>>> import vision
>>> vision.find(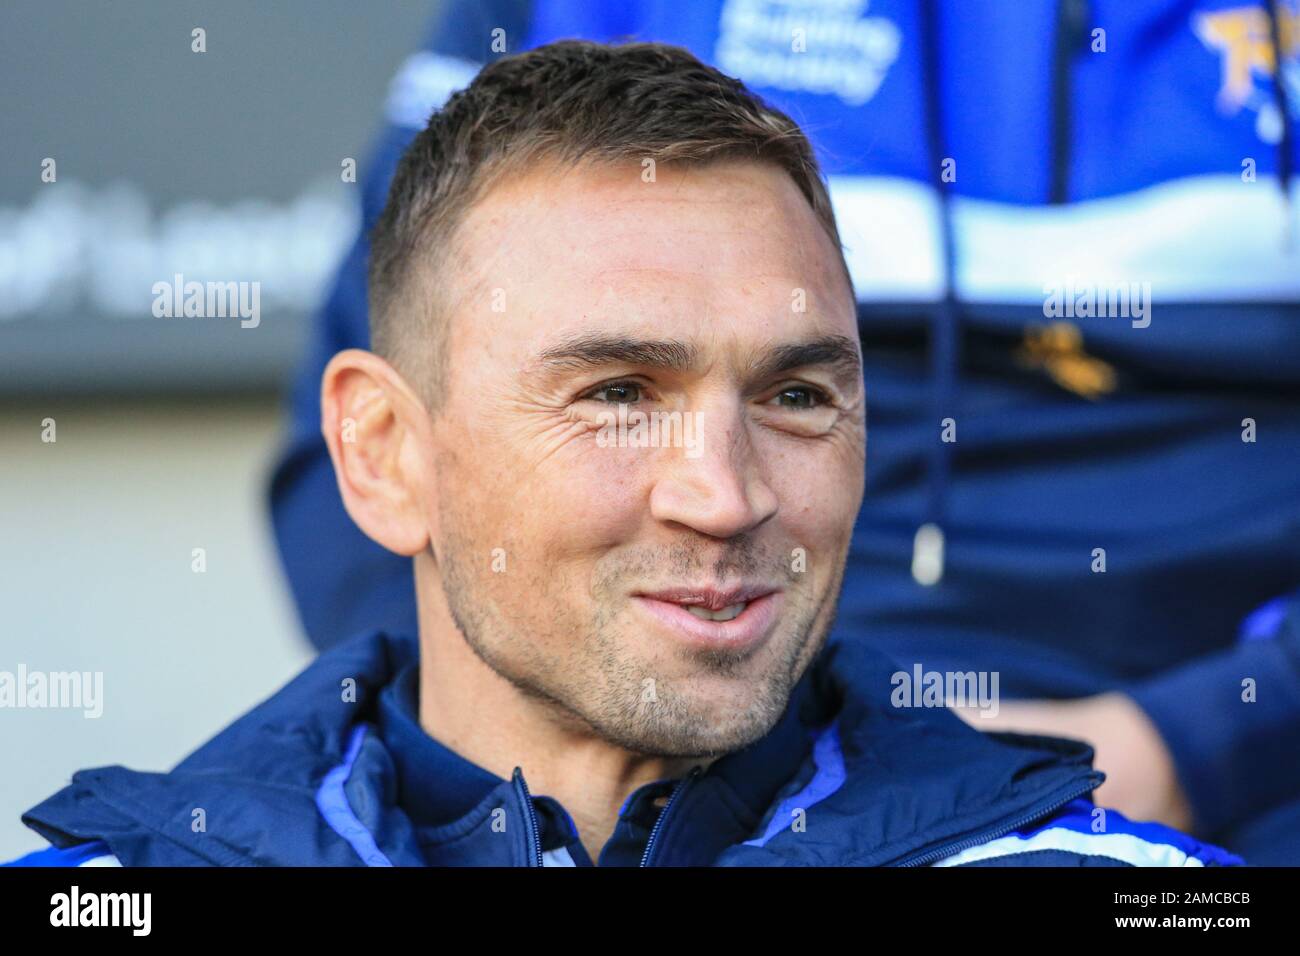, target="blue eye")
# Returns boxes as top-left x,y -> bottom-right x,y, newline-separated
586,382 -> 642,404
